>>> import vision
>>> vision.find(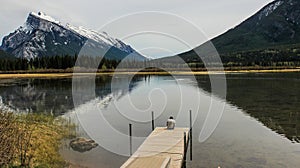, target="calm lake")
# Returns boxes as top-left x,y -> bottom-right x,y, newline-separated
0,72 -> 300,167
